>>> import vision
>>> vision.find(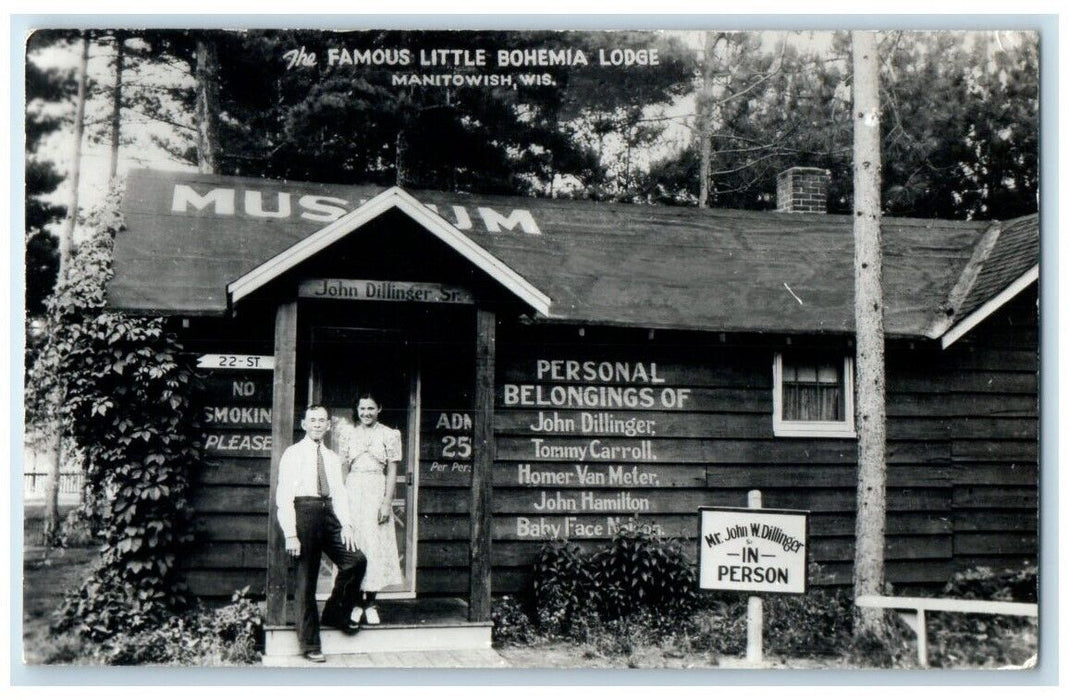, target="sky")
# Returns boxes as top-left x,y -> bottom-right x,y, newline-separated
29,34 -> 197,240
27,27 -> 1004,226
24,28 -> 845,236
29,29 -> 717,223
